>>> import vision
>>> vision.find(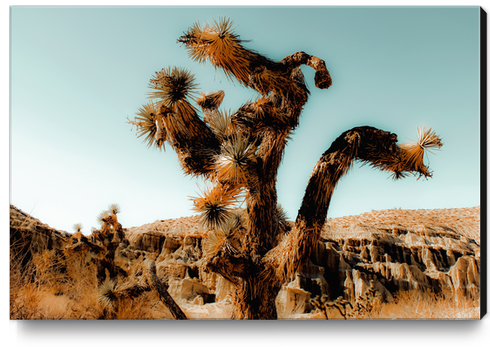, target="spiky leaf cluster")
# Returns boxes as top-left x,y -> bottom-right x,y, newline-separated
202,211 -> 242,257
130,102 -> 162,149
190,184 -> 243,230
97,210 -> 110,226
232,97 -> 292,137
400,126 -> 442,173
215,135 -> 256,184
202,229 -> 227,257
108,203 -> 121,215
196,90 -> 225,111
96,203 -> 121,226
178,17 -> 252,84
98,278 -> 119,308
274,204 -> 290,234
148,67 -> 198,108
207,109 -> 235,141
